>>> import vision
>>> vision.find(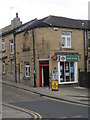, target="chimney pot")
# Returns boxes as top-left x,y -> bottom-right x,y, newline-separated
16,13 -> 18,18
